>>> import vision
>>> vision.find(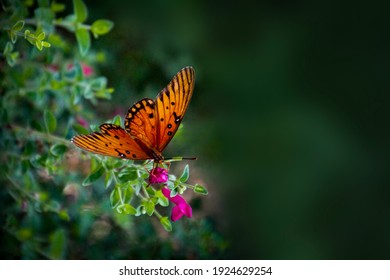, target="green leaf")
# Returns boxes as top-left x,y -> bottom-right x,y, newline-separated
49,229 -> 66,259
35,40 -> 43,51
160,216 -> 172,232
50,144 -> 68,156
4,42 -> 13,55
42,41 -> 51,48
90,77 -> 107,91
73,0 -> 88,22
10,32 -> 17,43
44,110 -> 57,133
105,172 -> 114,188
75,28 -> 90,56
110,187 -> 121,208
72,123 -> 89,135
12,20 -> 25,32
112,114 -> 122,126
144,200 -> 155,216
194,184 -> 208,195
117,167 -> 138,183
118,204 -> 136,215
179,164 -> 189,182
82,165 -> 105,186
51,1 -> 65,12
156,190 -> 169,207
37,32 -> 46,40
91,19 -> 114,38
